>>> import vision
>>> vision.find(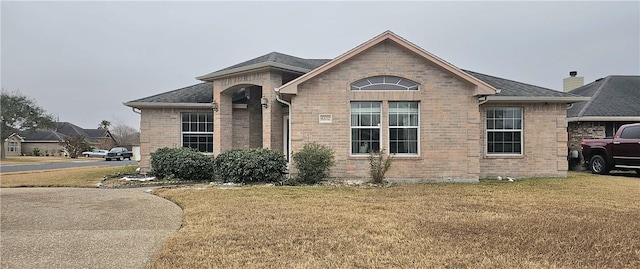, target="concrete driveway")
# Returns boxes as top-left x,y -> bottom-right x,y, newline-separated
1,188 -> 182,269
